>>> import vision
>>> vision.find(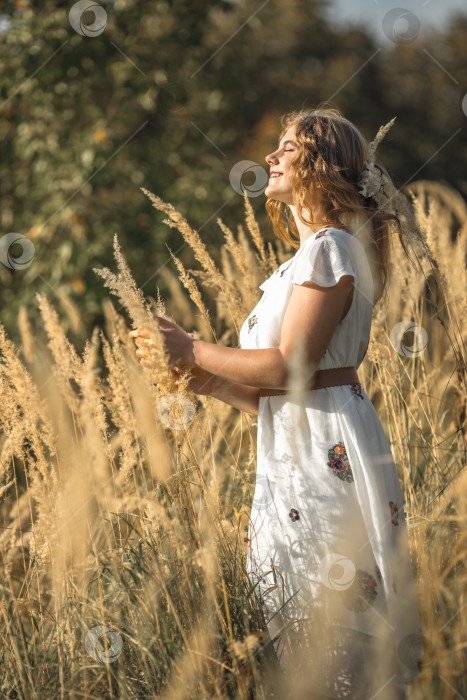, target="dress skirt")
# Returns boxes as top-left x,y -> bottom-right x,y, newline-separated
246,382 -> 423,699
